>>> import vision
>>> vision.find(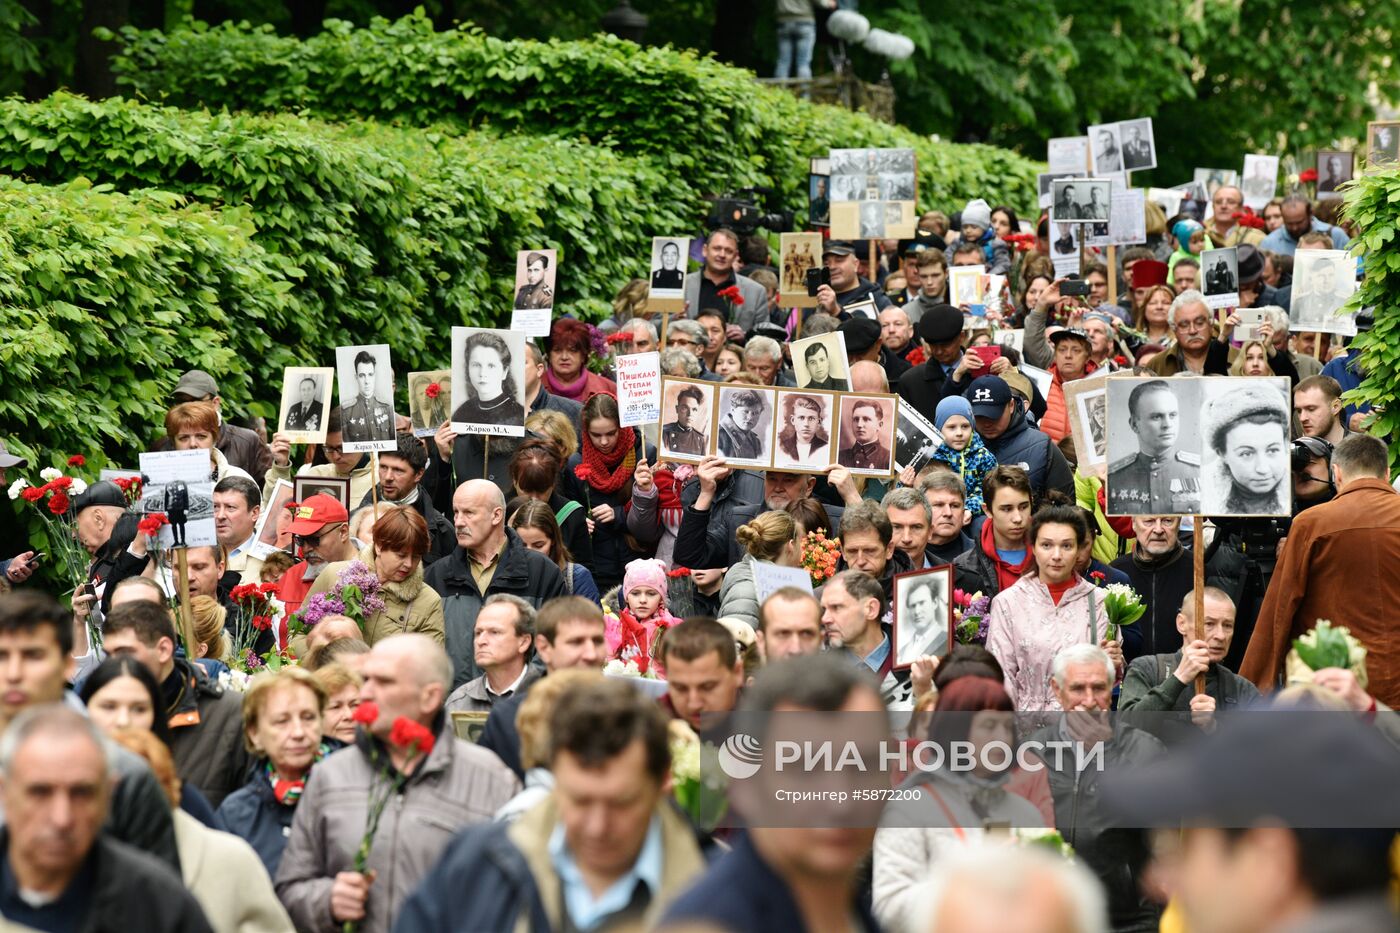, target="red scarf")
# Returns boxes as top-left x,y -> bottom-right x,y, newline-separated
581,426 -> 637,495
615,607 -> 679,675
652,468 -> 684,534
